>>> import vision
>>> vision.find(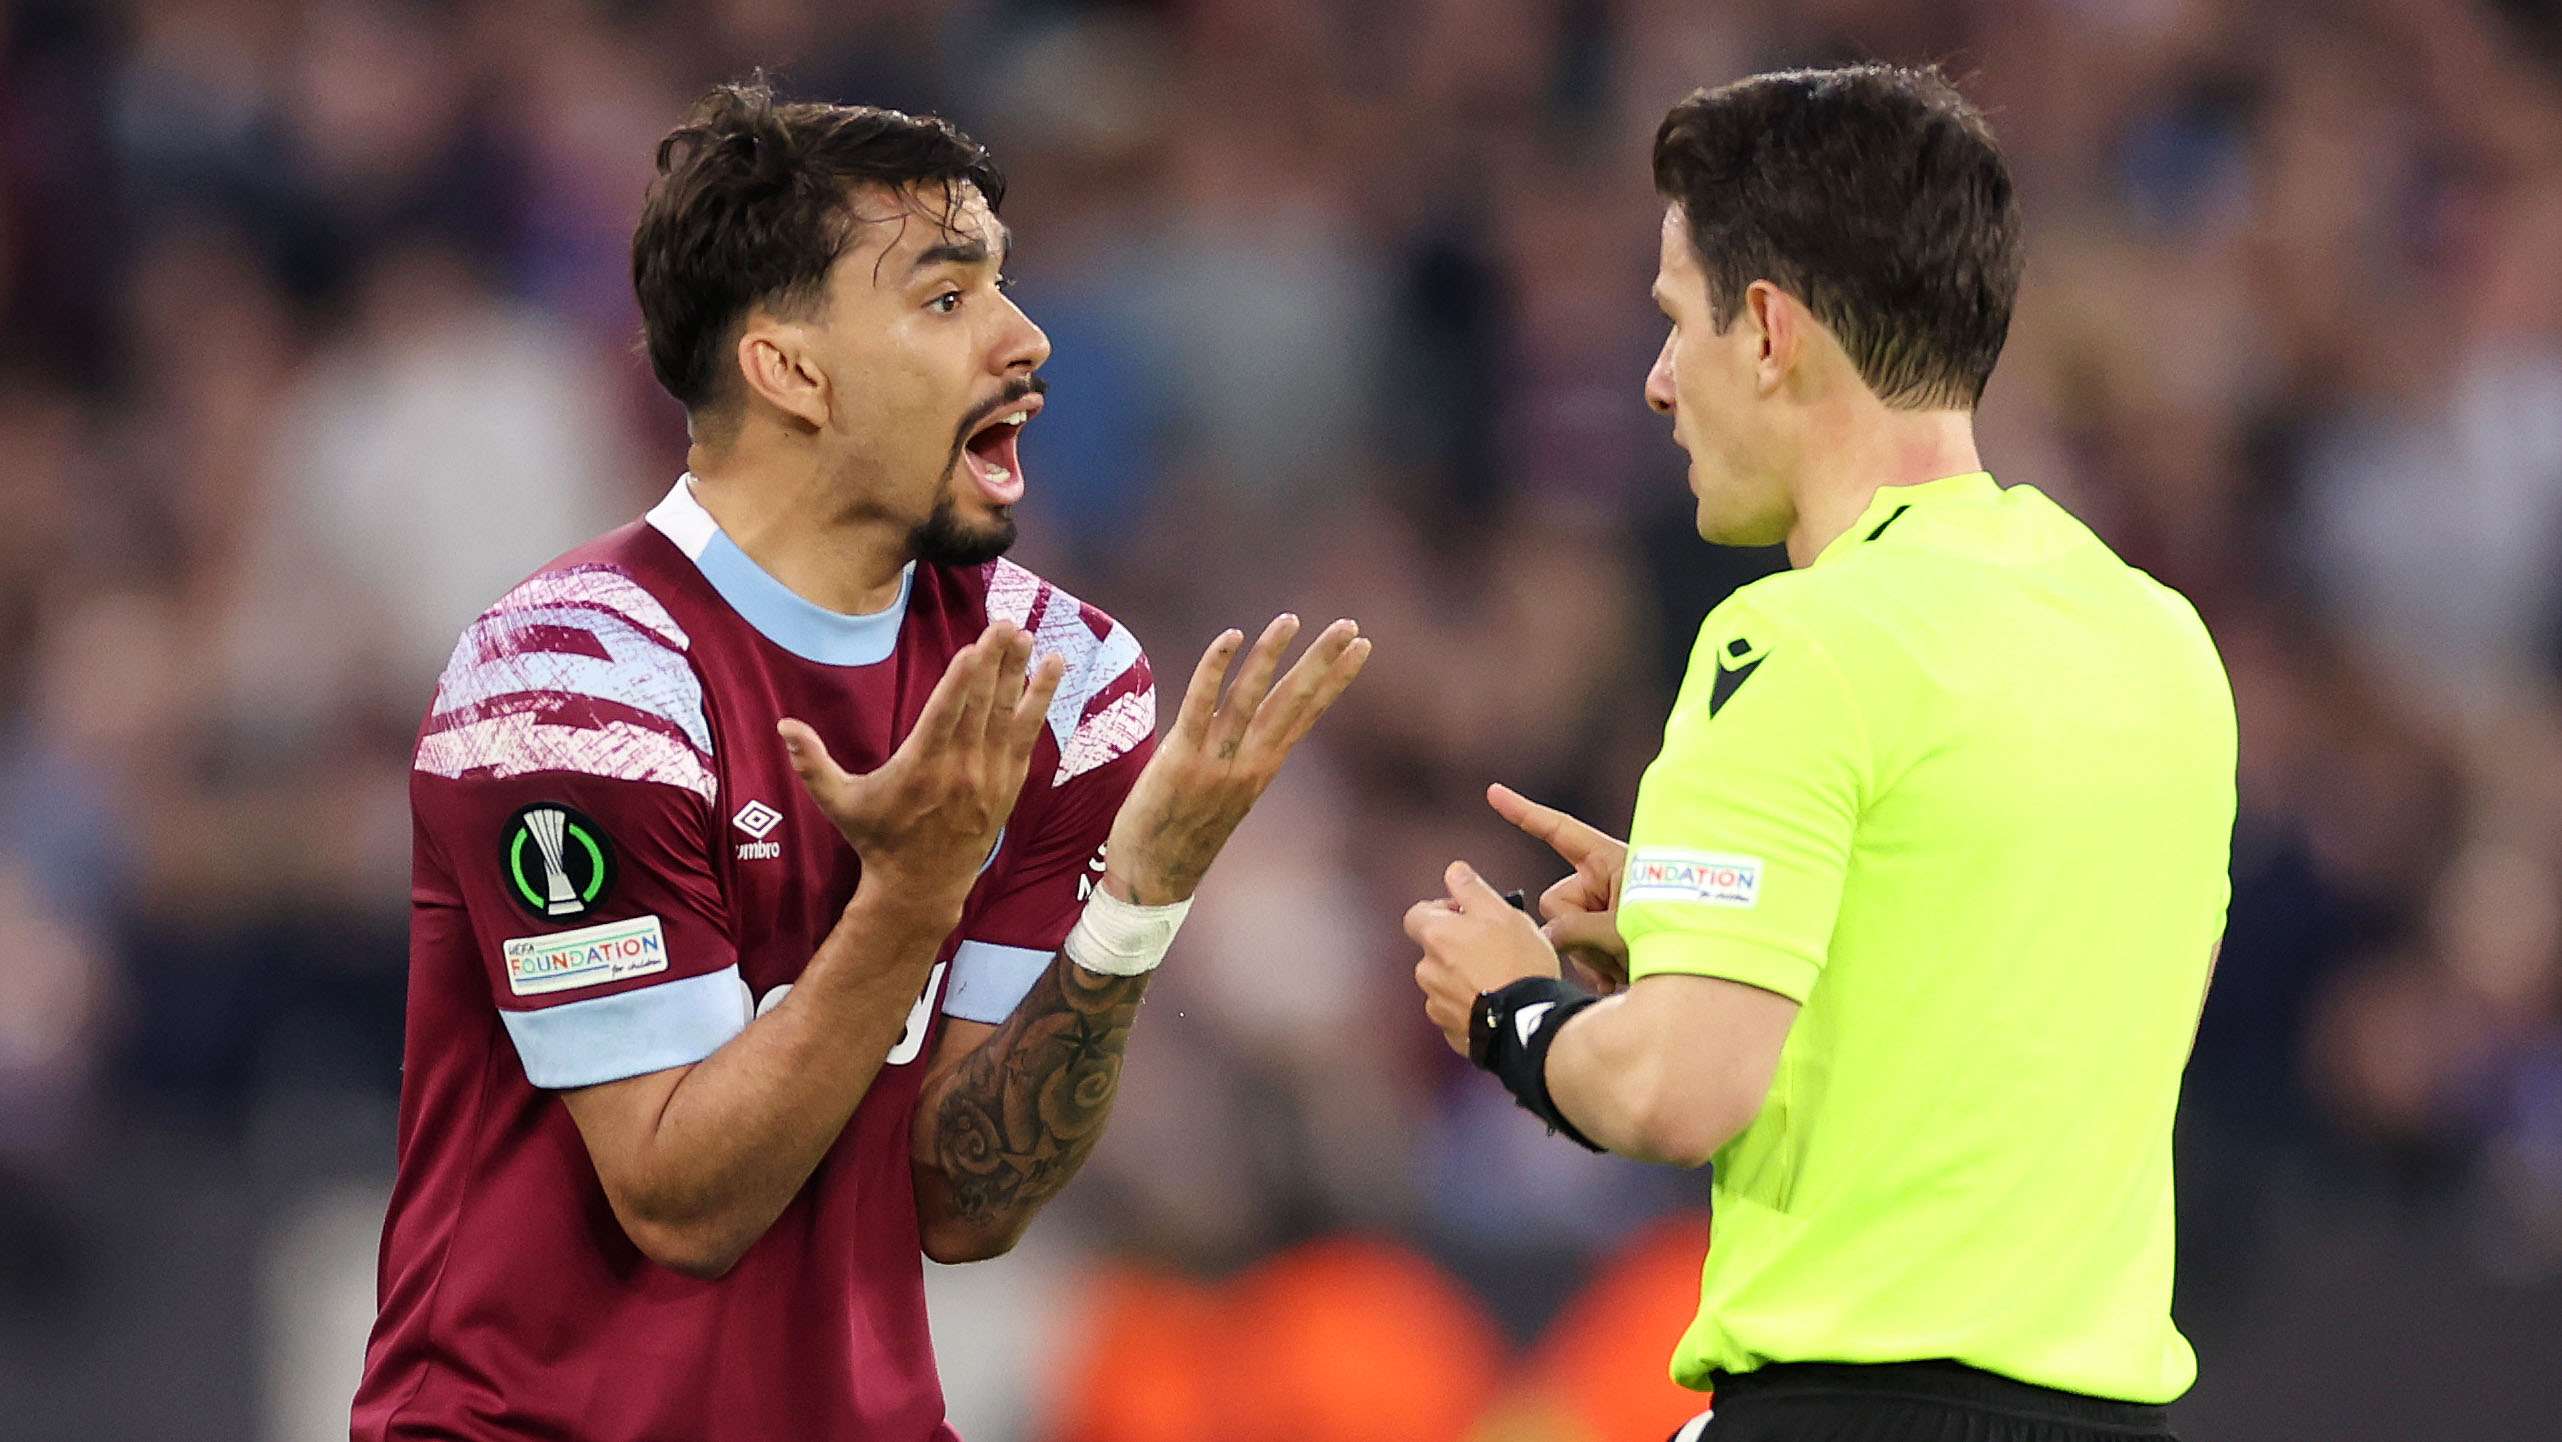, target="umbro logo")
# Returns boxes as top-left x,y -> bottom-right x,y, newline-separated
733,800 -> 783,861
733,801 -> 782,838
